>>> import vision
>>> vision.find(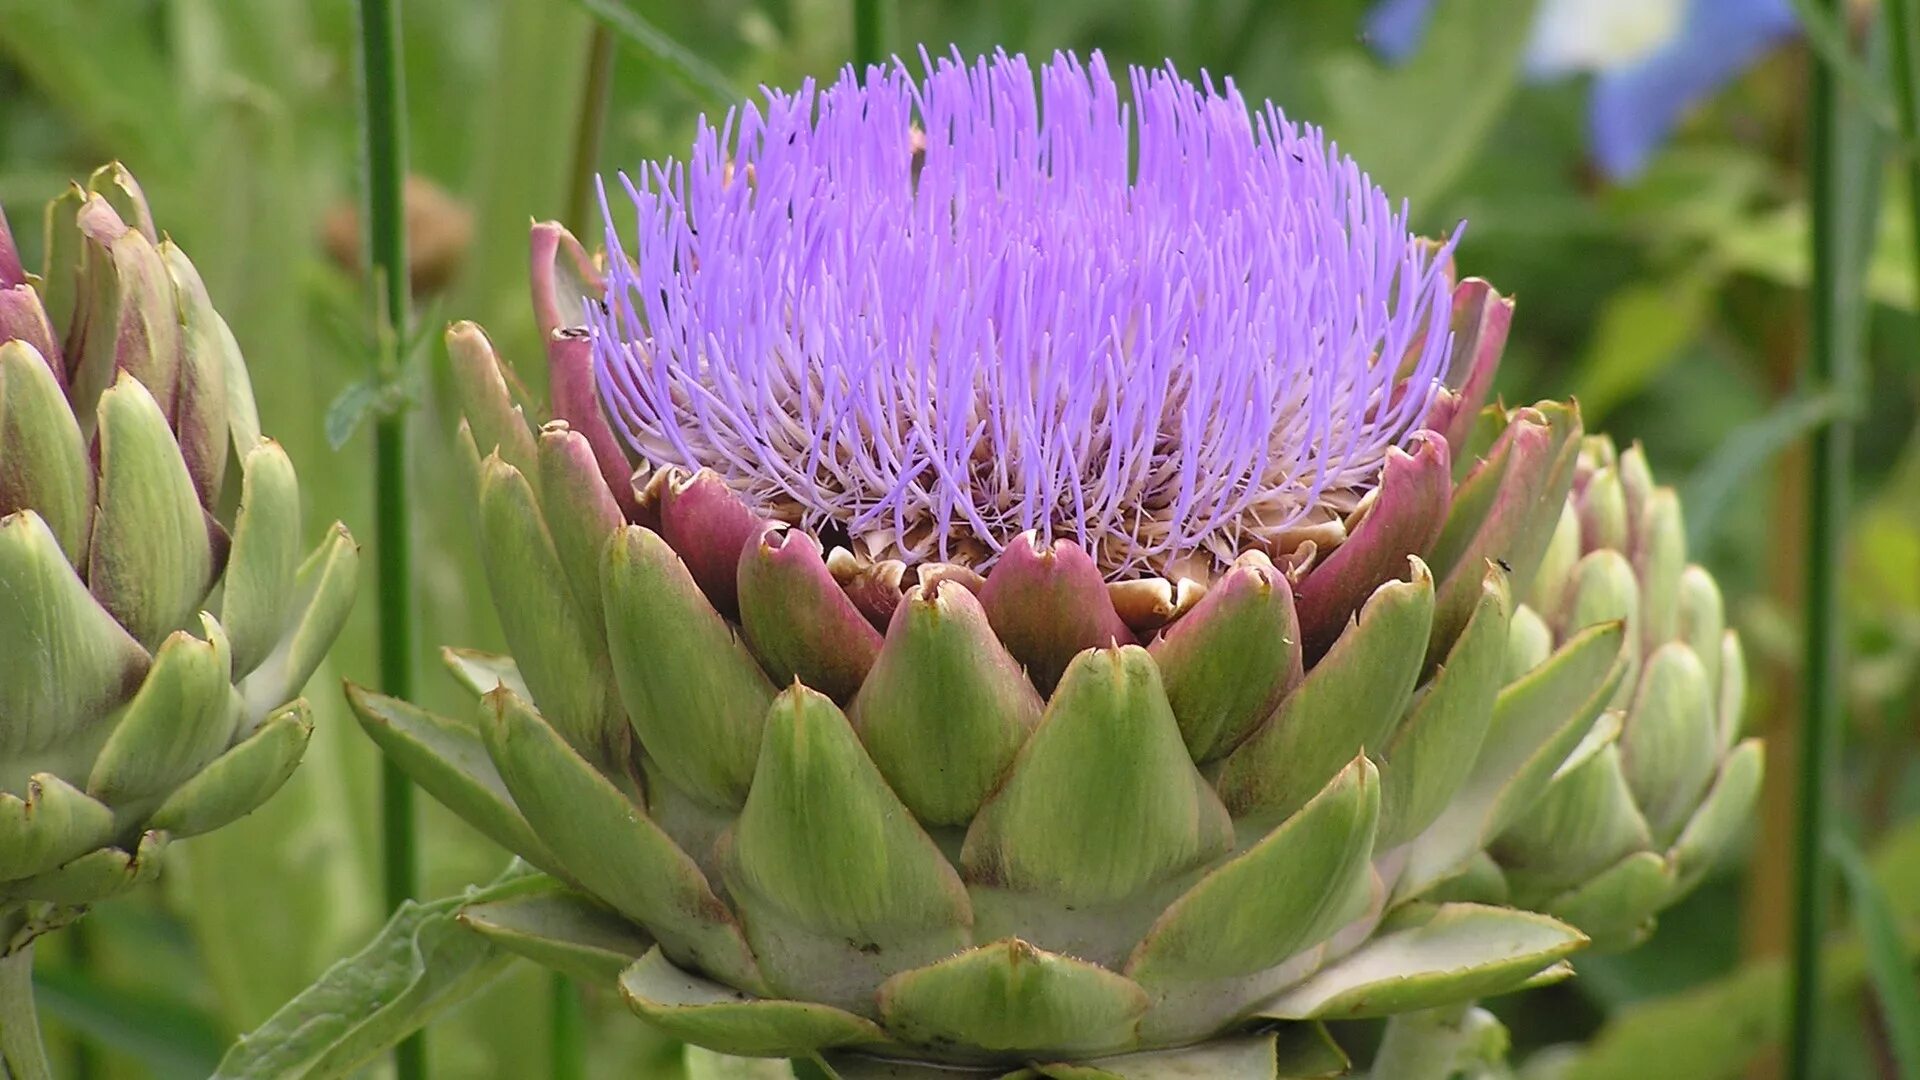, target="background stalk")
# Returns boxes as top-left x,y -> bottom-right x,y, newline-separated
0,945 -> 53,1080
63,923 -> 94,1080
1890,0 -> 1920,315
354,0 -> 423,1077
1788,0 -> 1858,1074
852,0 -> 890,68
549,976 -> 584,1080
